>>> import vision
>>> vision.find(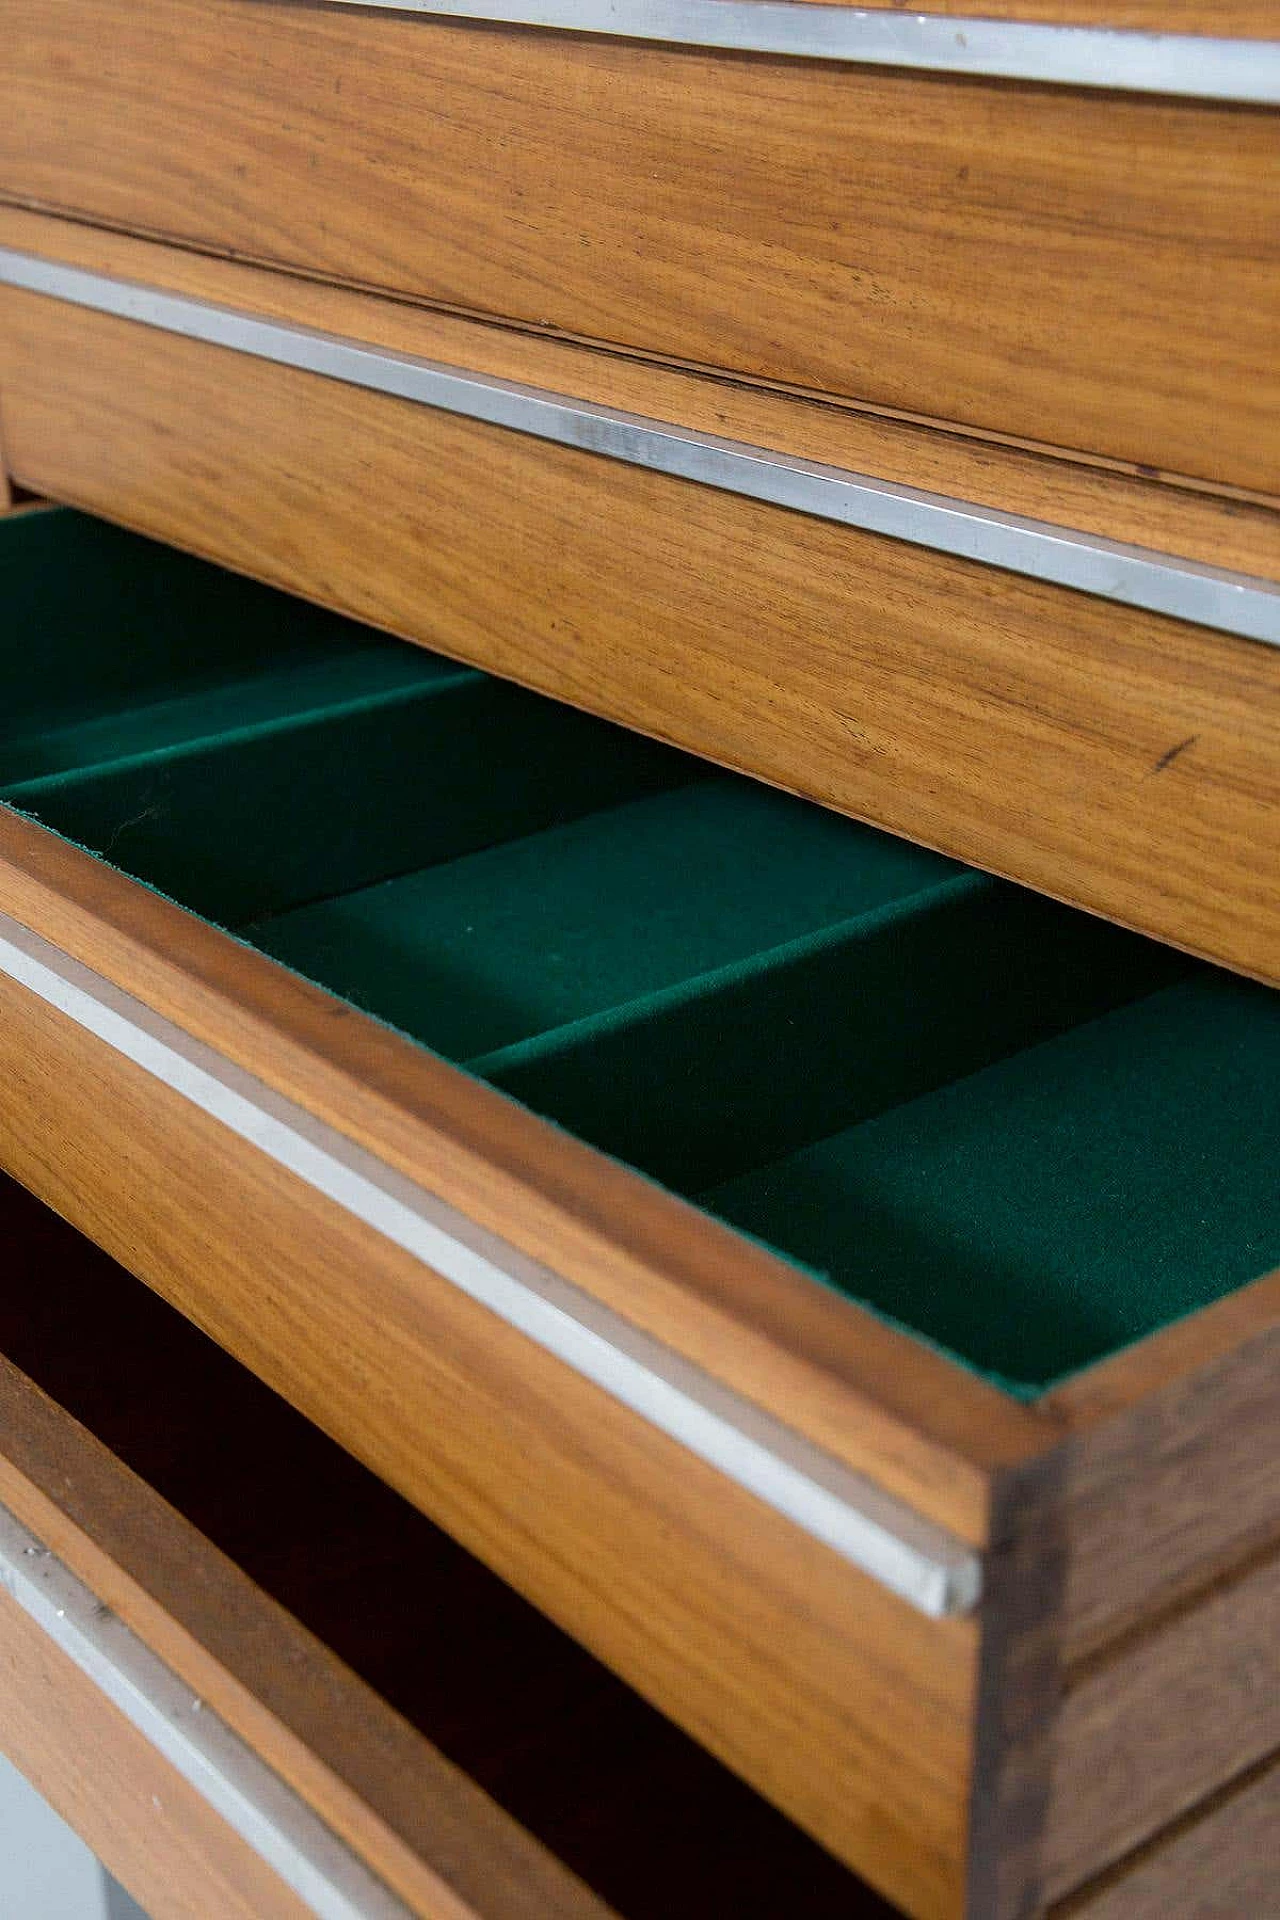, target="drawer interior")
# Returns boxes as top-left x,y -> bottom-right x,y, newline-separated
0,1168 -> 897,1920
5,507 -> 1279,1394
